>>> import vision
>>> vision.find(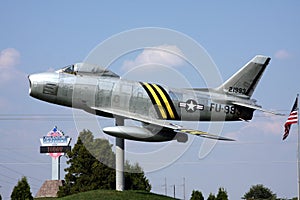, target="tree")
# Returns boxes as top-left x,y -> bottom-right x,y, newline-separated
58,130 -> 151,197
58,133 -> 115,197
216,187 -> 228,200
190,190 -> 204,200
207,193 -> 216,200
124,161 -> 151,191
243,184 -> 276,200
79,129 -> 115,168
11,176 -> 33,200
